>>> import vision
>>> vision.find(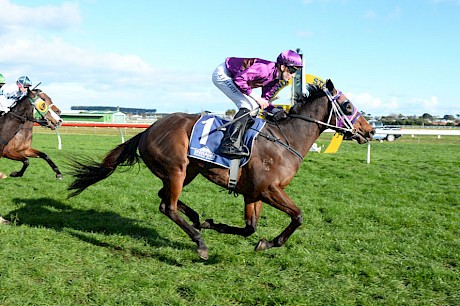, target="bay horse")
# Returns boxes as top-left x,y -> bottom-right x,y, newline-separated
0,89 -> 62,179
68,79 -> 374,260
